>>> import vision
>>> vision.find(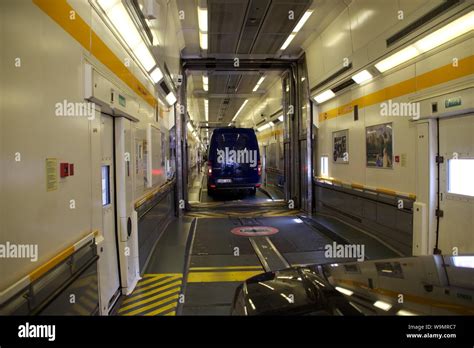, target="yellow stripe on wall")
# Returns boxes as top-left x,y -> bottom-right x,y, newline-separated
319,55 -> 474,122
33,0 -> 157,108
